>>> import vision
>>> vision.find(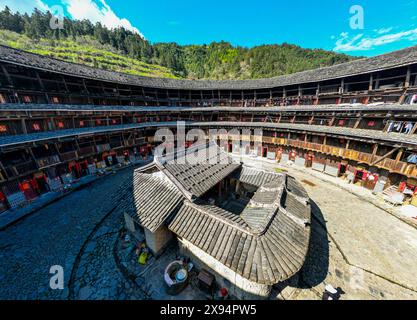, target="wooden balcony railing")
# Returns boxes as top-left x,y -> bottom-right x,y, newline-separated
60,151 -> 78,162
78,146 -> 95,157
36,155 -> 61,168
5,161 -> 37,177
282,139 -> 417,177
96,144 -> 110,153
